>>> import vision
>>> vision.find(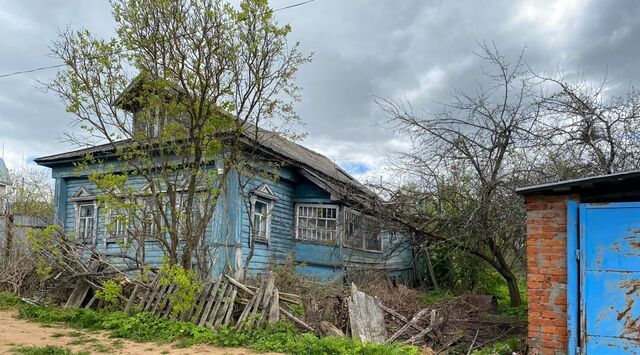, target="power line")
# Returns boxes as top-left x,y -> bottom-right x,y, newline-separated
0,0 -> 314,79
0,64 -> 66,79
